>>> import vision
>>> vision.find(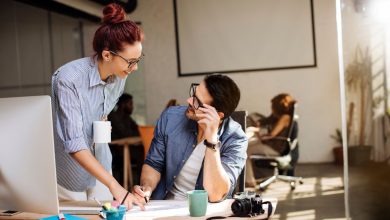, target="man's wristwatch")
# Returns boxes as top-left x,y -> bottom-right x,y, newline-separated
204,139 -> 220,152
